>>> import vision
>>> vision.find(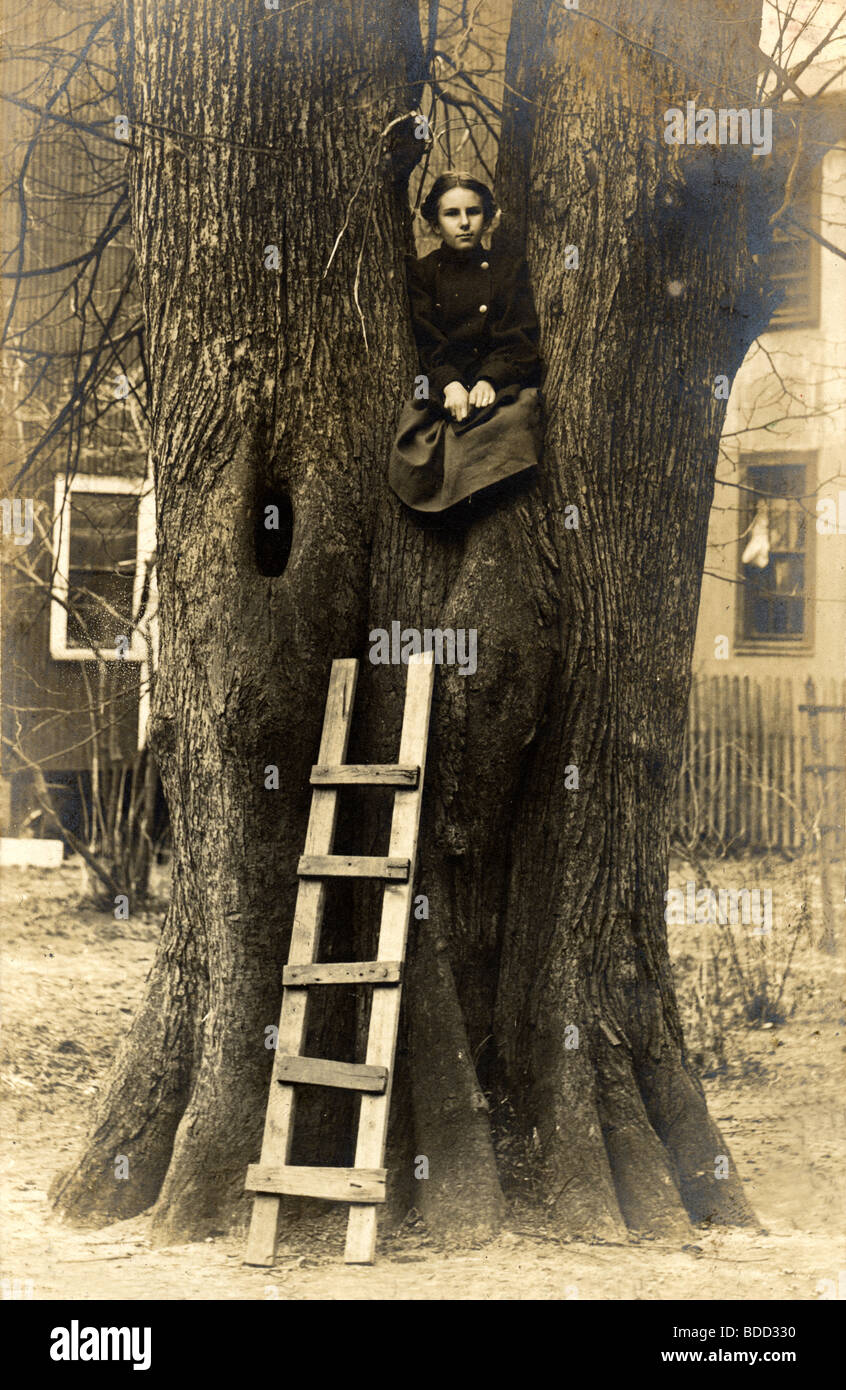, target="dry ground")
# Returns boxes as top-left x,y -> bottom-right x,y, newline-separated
1,854 -> 844,1300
